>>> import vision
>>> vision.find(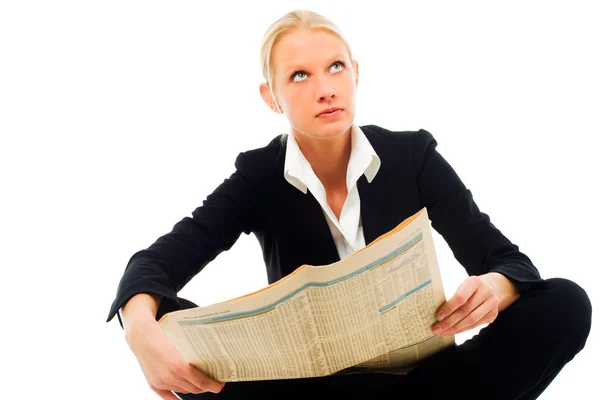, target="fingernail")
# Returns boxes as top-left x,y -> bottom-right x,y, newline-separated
432,327 -> 442,335
436,313 -> 445,321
